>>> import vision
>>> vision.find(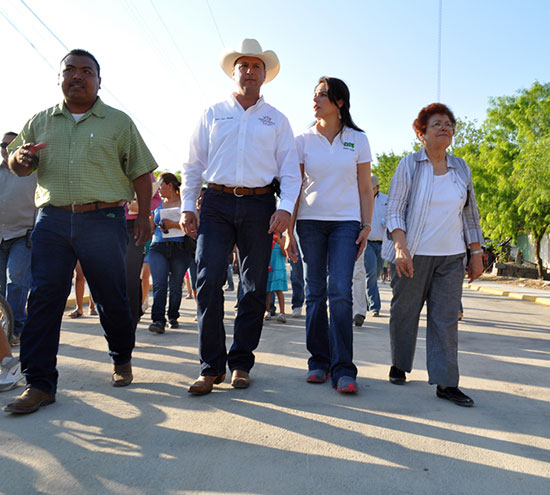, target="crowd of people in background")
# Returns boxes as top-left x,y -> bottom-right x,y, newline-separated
0,38 -> 484,413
